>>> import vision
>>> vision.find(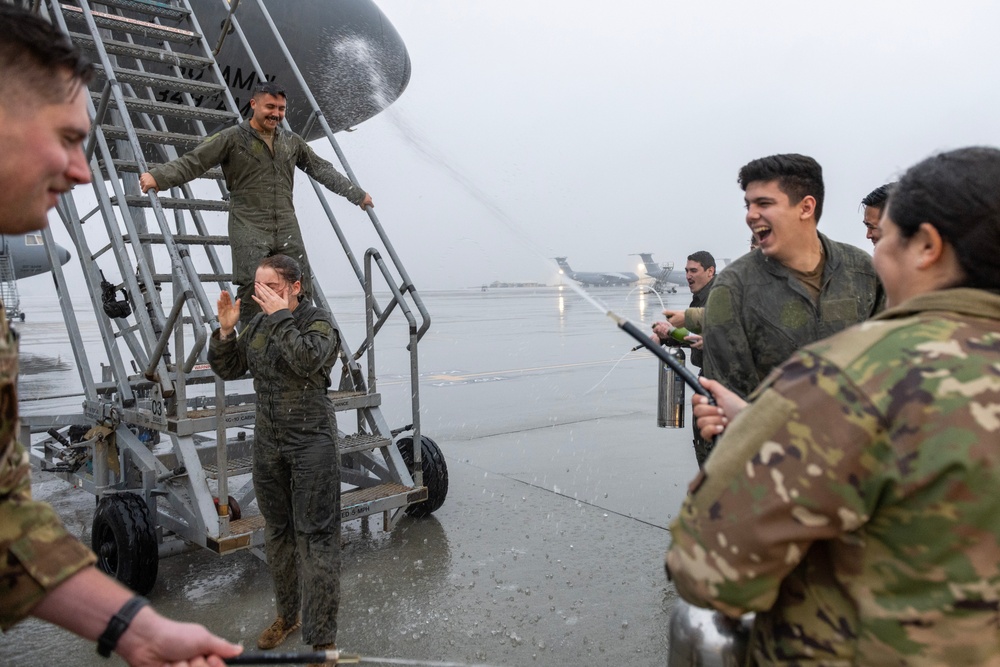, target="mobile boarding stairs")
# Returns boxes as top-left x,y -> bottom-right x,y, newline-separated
21,0 -> 447,594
